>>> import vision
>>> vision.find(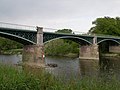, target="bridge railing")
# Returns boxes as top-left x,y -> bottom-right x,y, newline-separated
0,22 -> 36,31
43,27 -> 87,35
73,31 -> 88,35
90,33 -> 120,39
0,22 -> 89,35
43,27 -> 58,33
